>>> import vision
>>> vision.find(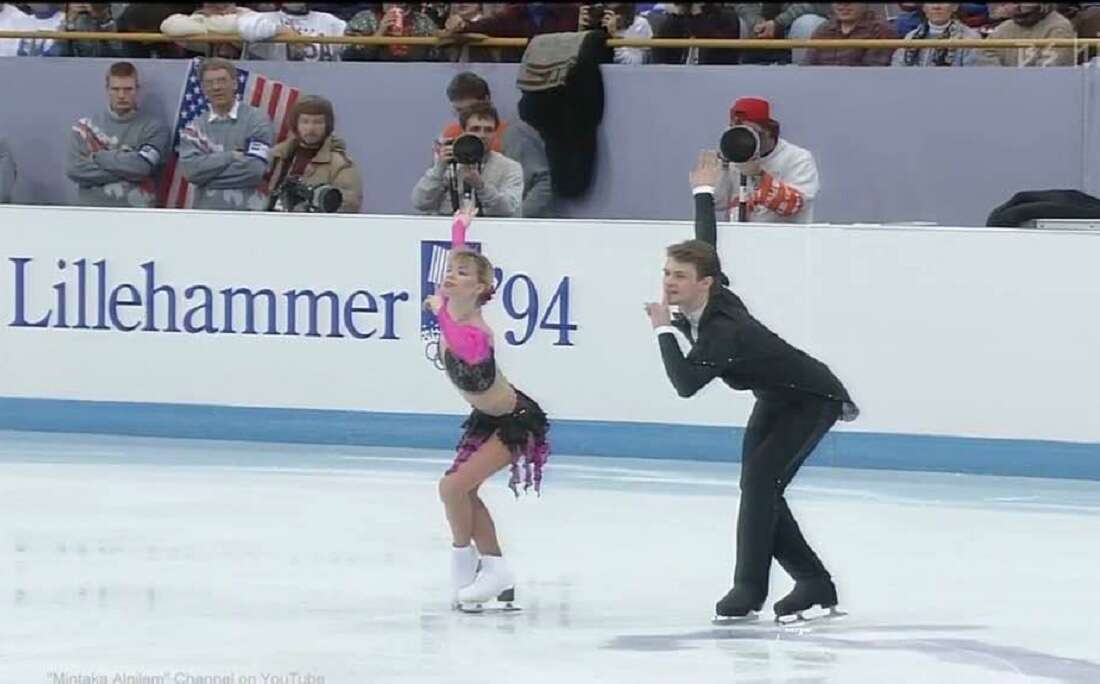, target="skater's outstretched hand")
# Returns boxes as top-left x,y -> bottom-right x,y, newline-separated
423,293 -> 443,315
455,199 -> 478,223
